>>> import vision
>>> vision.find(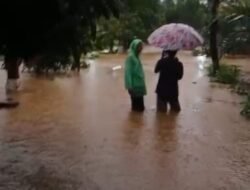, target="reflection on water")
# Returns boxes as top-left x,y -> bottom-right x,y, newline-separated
123,112 -> 145,148
154,112 -> 178,153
